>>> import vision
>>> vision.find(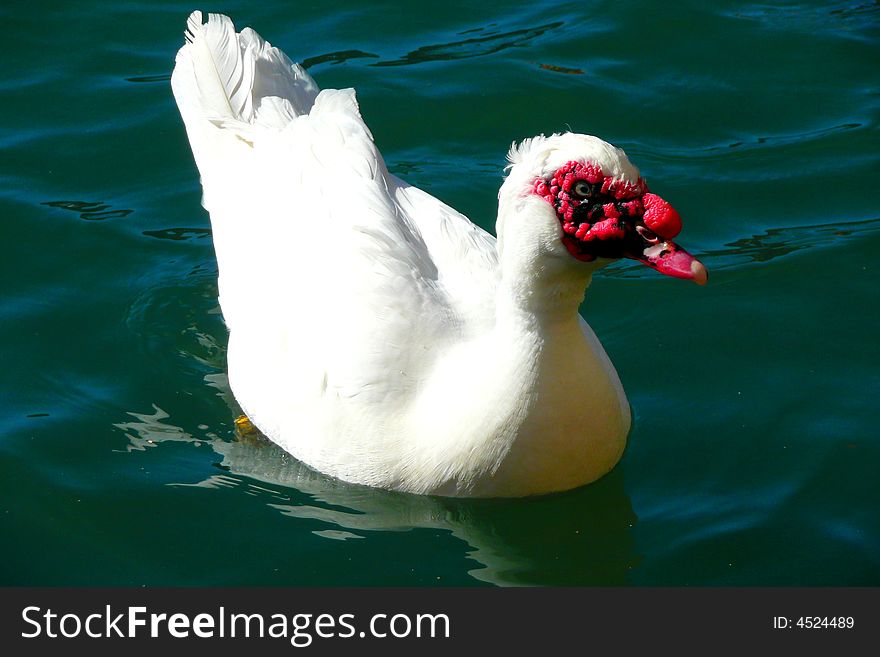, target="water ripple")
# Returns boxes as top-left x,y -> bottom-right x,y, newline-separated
372,21 -> 564,67
538,63 -> 585,75
142,227 -> 212,241
702,122 -> 864,155
642,122 -> 865,165
124,73 -> 172,83
727,1 -> 879,41
42,200 -> 134,221
301,50 -> 379,69
703,216 -> 880,267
